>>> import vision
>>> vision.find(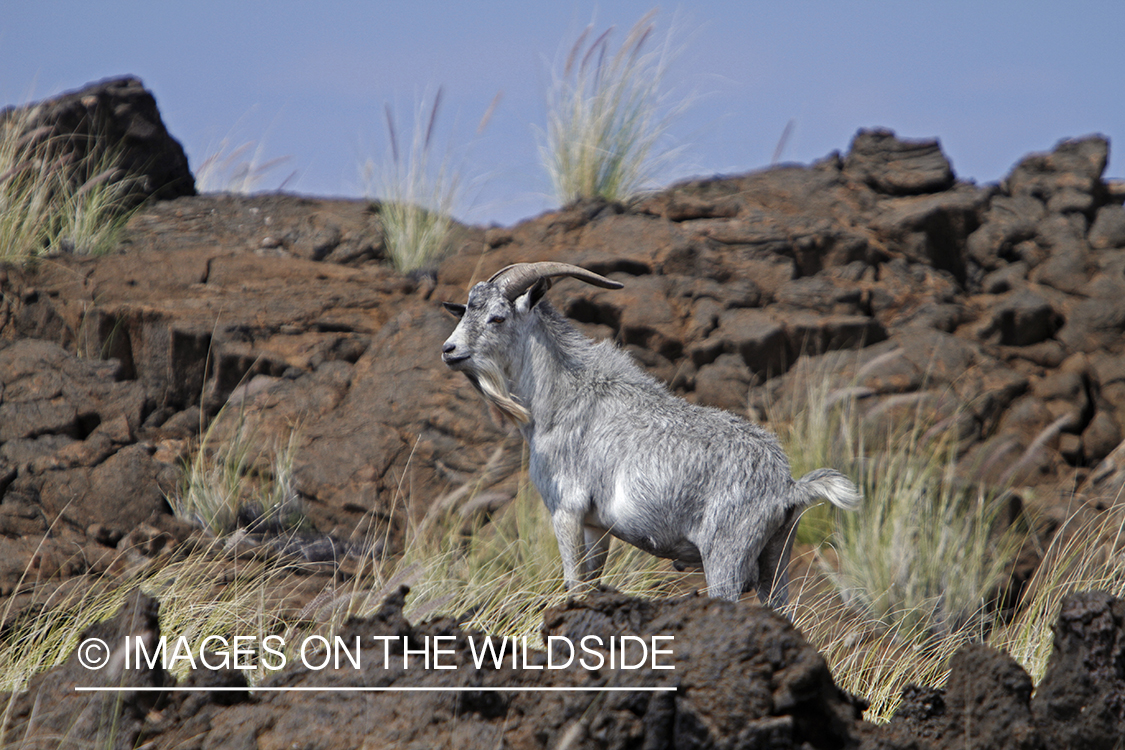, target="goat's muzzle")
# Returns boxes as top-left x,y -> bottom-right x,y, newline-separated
442,341 -> 470,368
